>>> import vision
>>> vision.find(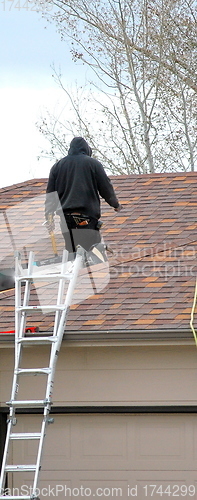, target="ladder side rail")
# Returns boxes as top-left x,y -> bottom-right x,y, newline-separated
53,249 -> 69,338
0,253 -> 36,493
12,252 -> 35,402
15,252 -> 35,365
32,408 -> 51,494
45,249 -> 84,404
0,417 -> 14,493
17,252 -> 35,341
0,254 -> 27,492
15,253 -> 22,354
